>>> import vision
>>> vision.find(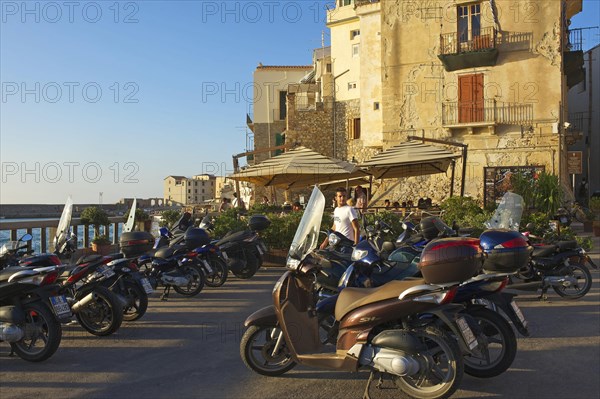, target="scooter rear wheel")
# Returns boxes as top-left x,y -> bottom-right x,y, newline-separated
463,307 -> 517,378
393,326 -> 463,399
552,263 -> 592,299
10,301 -> 62,362
240,325 -> 296,376
173,264 -> 205,296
